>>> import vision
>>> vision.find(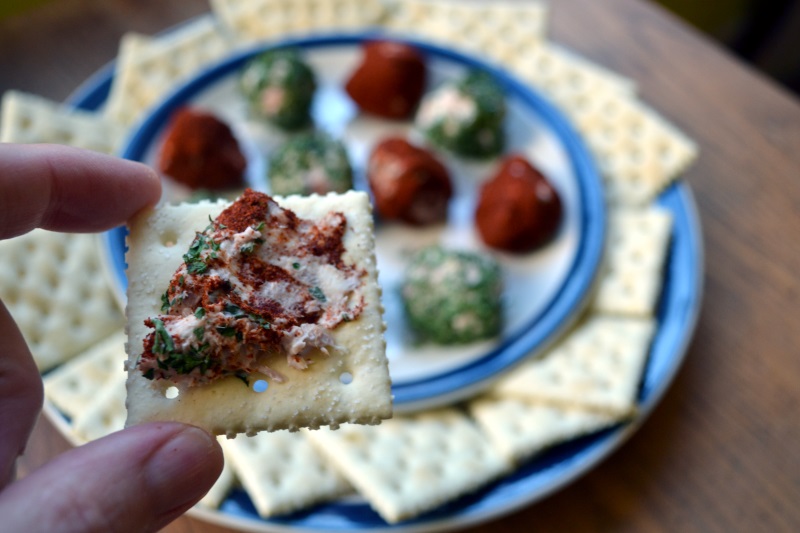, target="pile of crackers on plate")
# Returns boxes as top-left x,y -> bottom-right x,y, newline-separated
0,0 -> 697,525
